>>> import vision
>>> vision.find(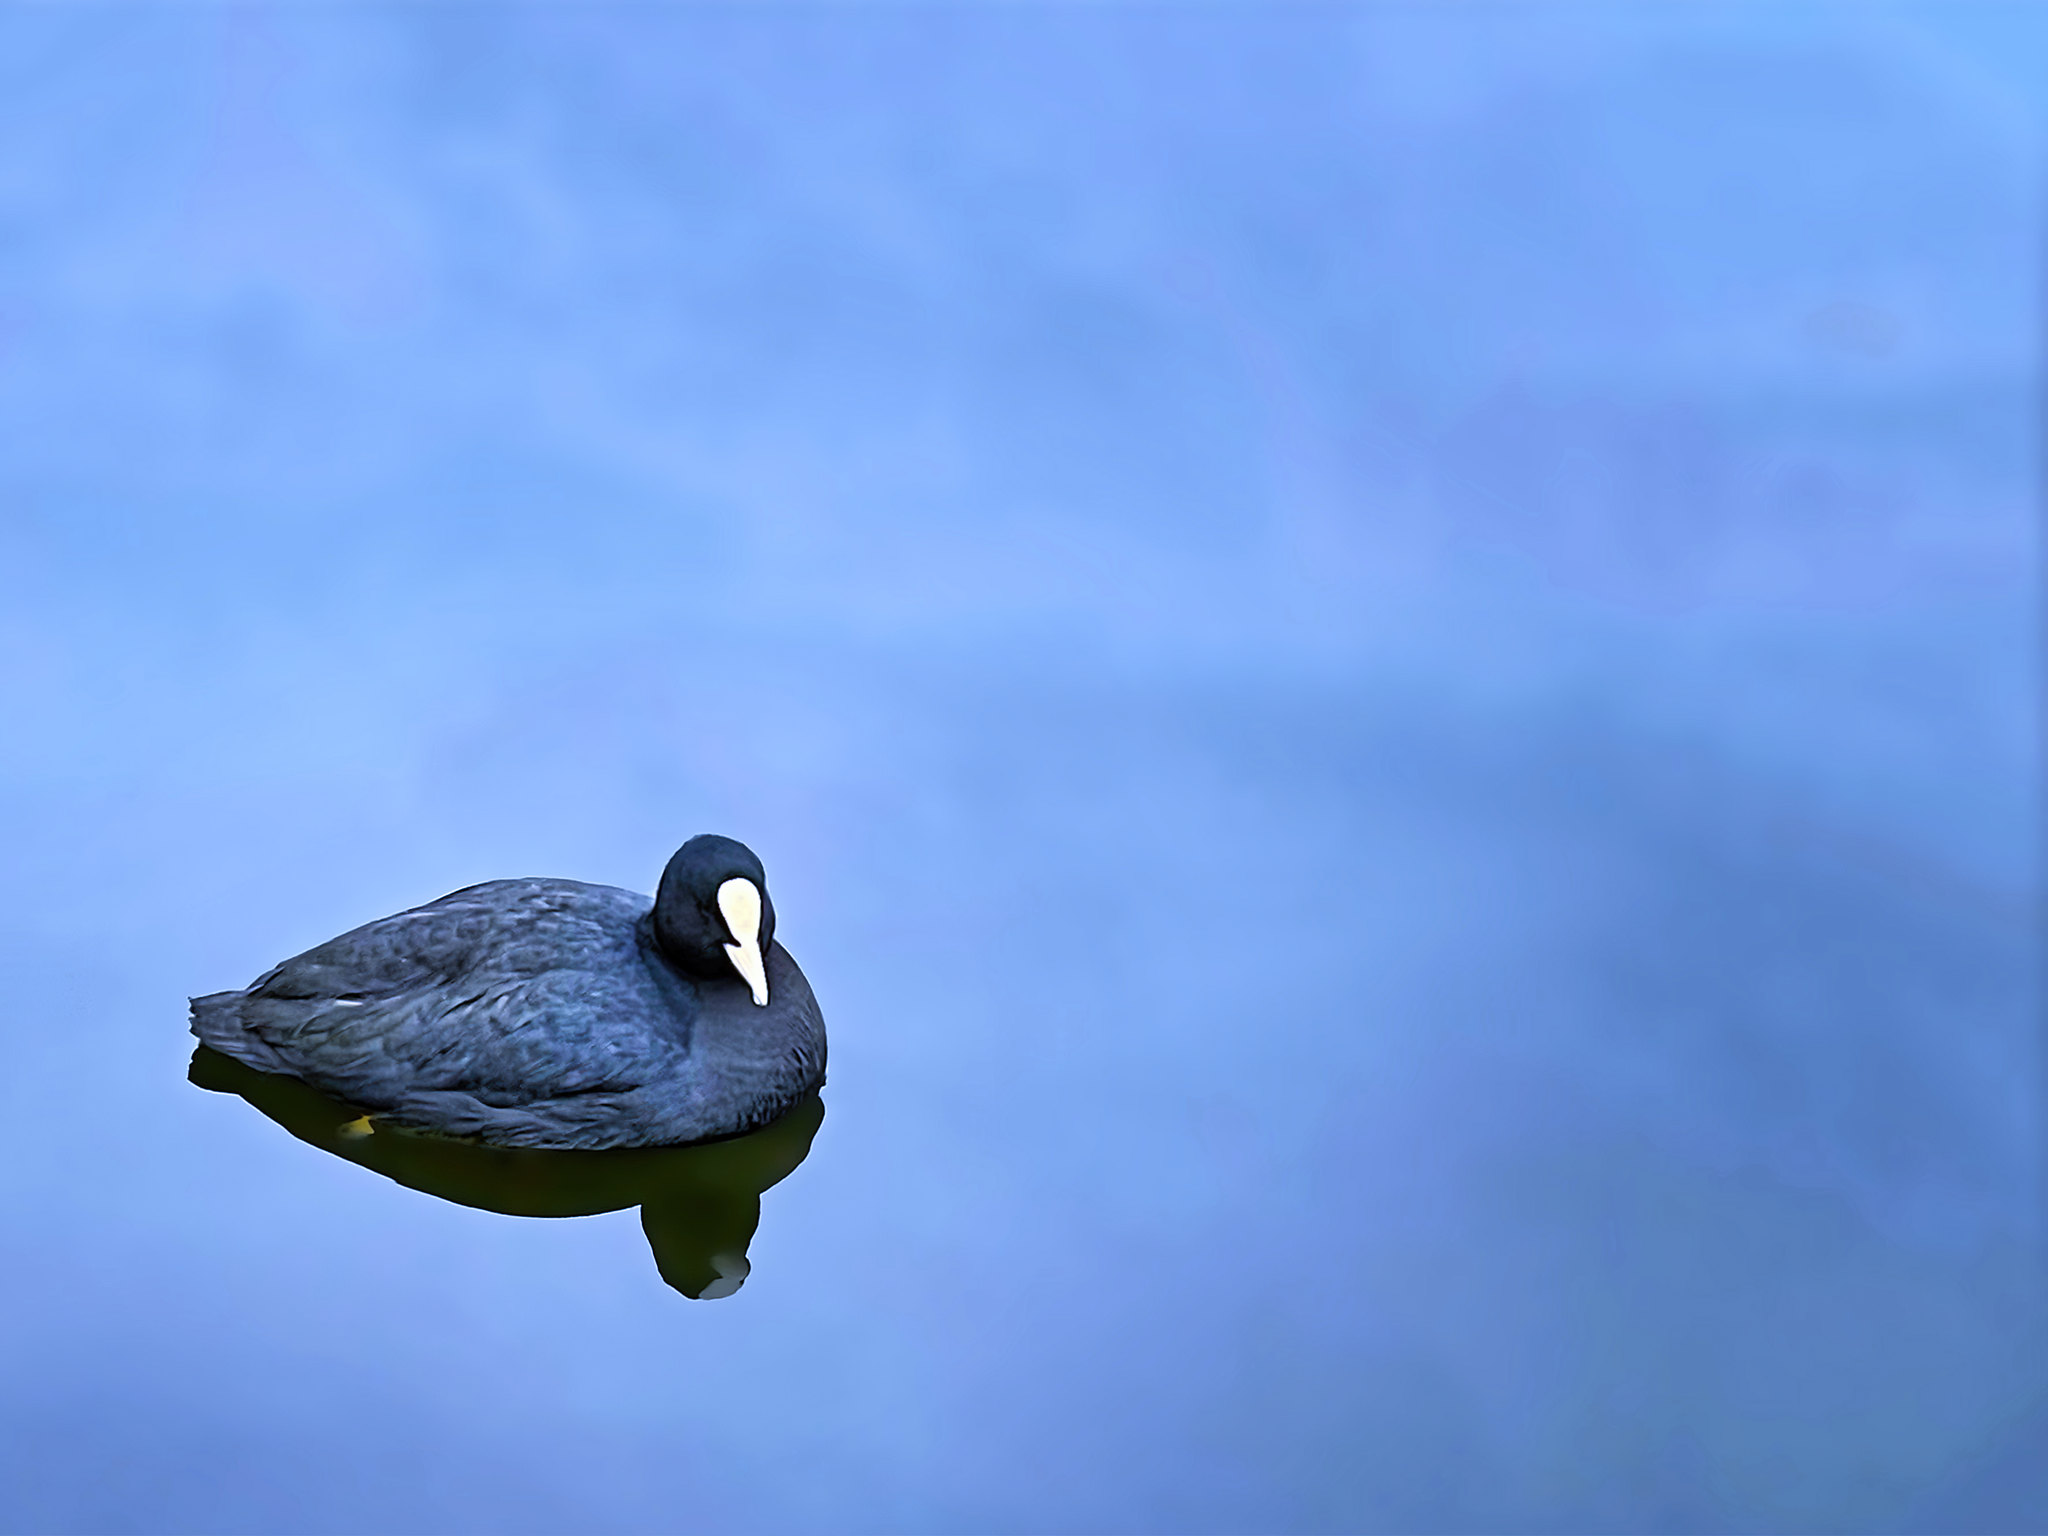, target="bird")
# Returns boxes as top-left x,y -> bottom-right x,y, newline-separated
189,835 -> 826,1151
